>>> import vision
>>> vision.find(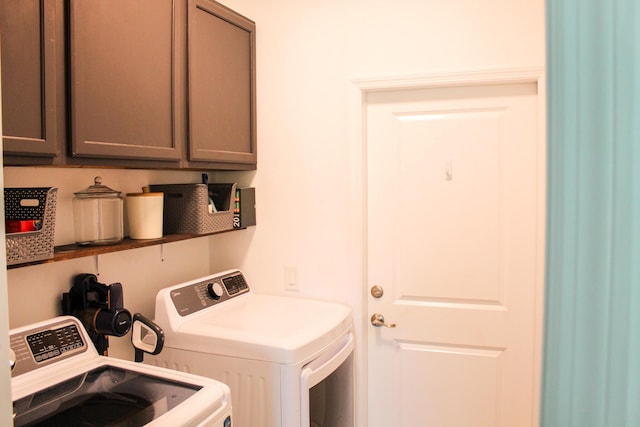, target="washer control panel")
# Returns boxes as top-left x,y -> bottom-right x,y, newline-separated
10,318 -> 87,377
169,270 -> 250,317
